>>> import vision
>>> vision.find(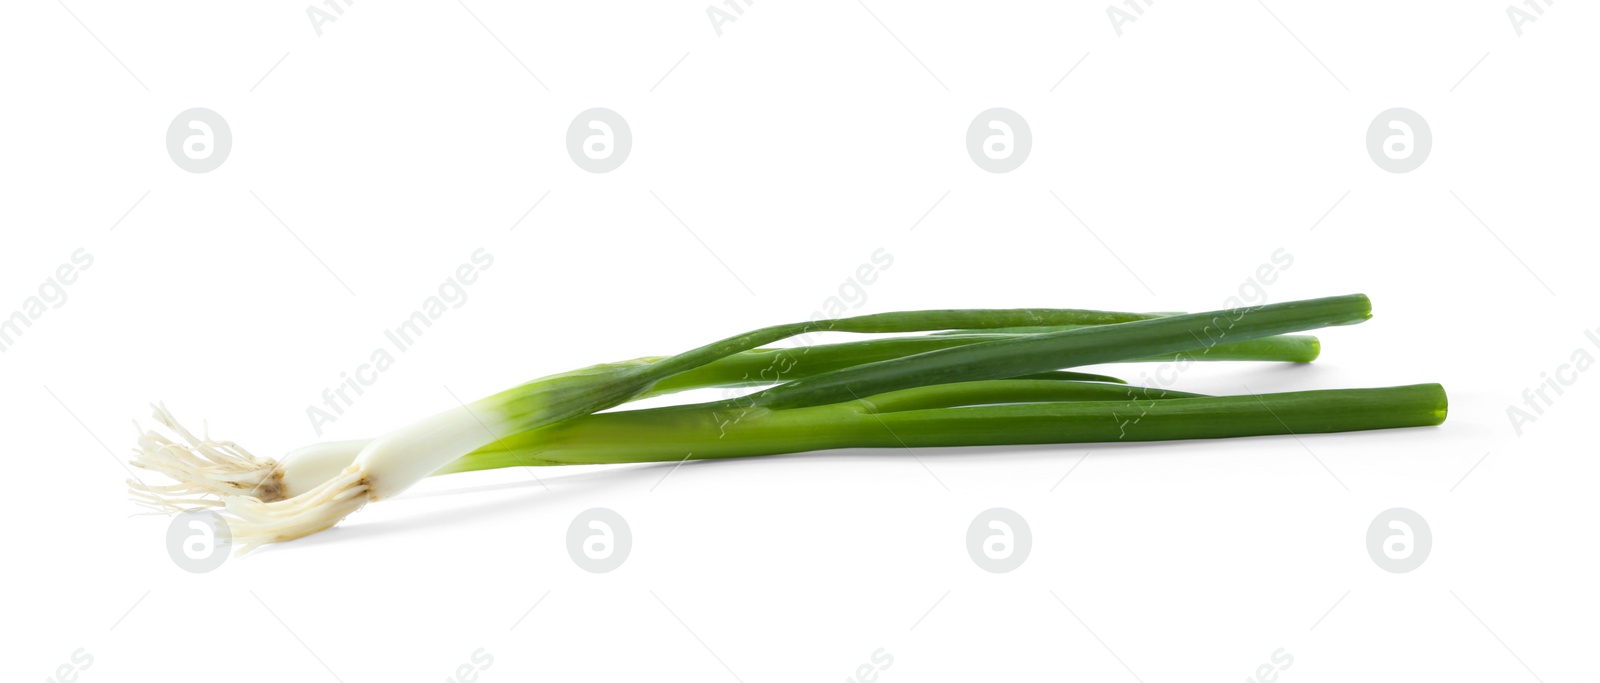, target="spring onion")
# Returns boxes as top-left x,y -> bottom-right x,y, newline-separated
126,293 -> 1442,553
